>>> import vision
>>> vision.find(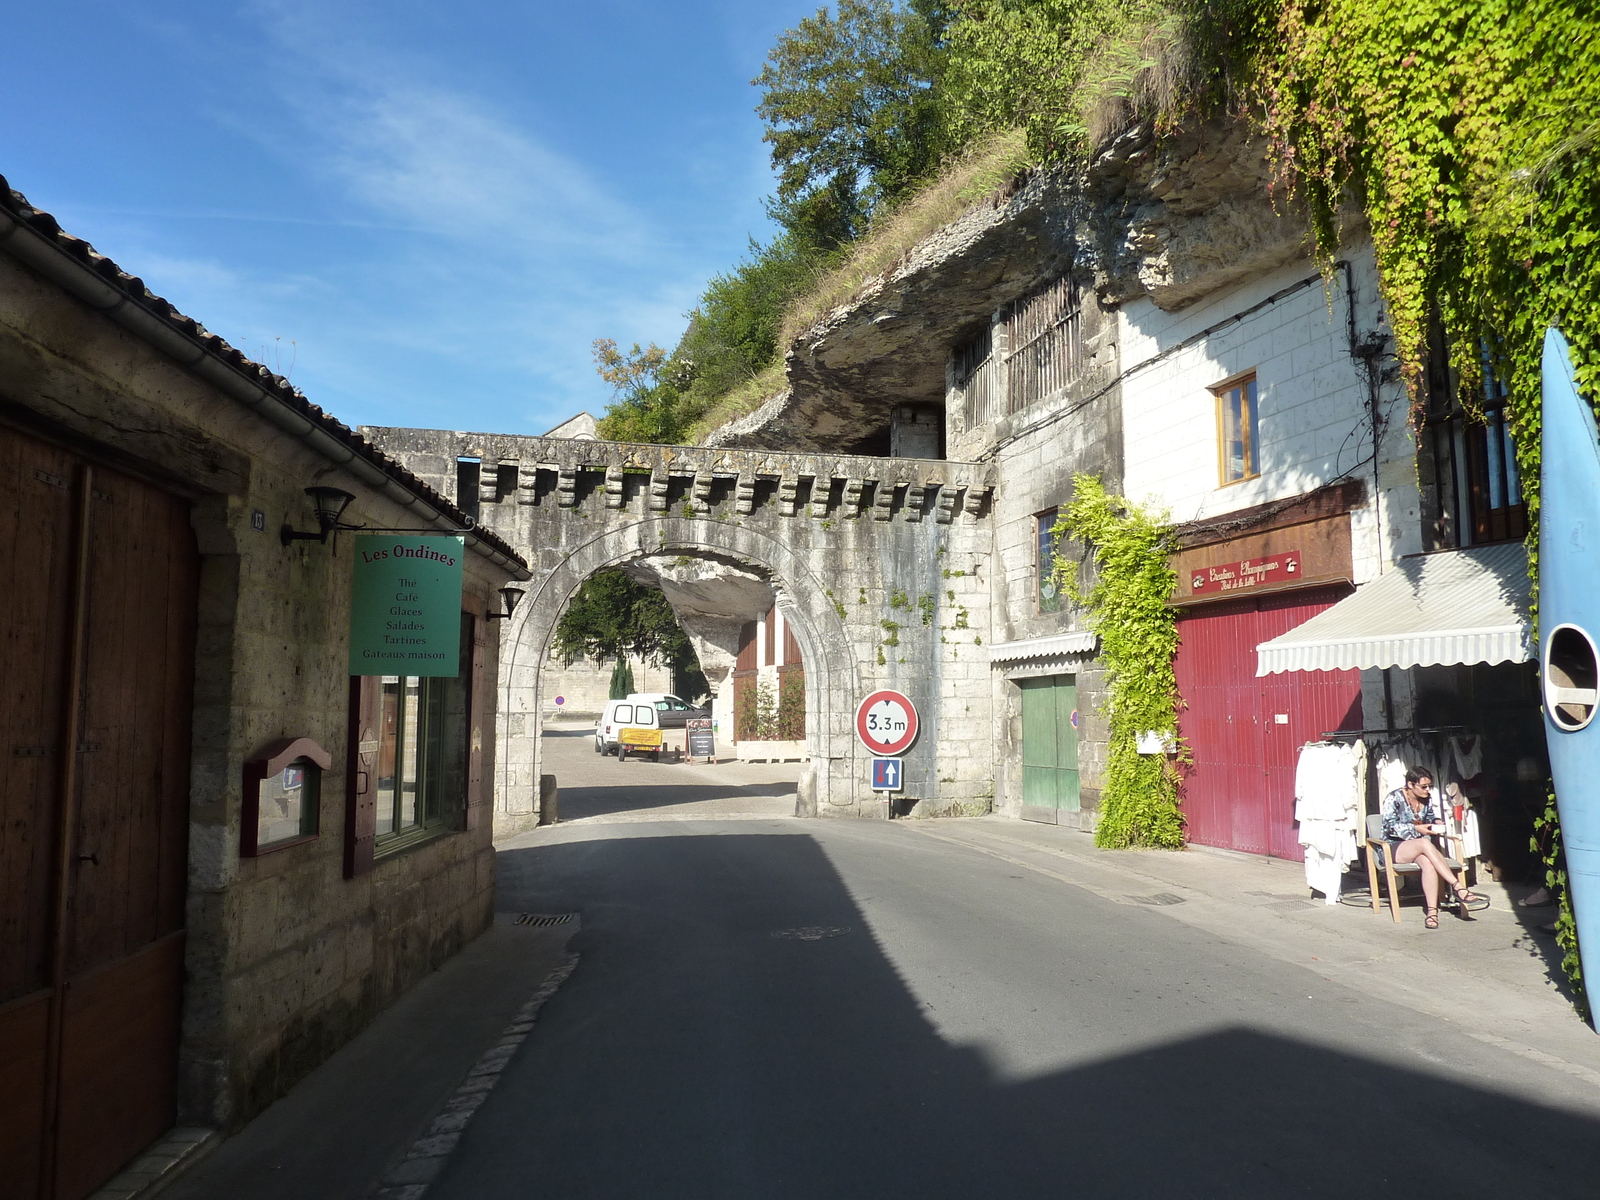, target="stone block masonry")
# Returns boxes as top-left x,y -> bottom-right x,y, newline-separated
365,429 -> 999,823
